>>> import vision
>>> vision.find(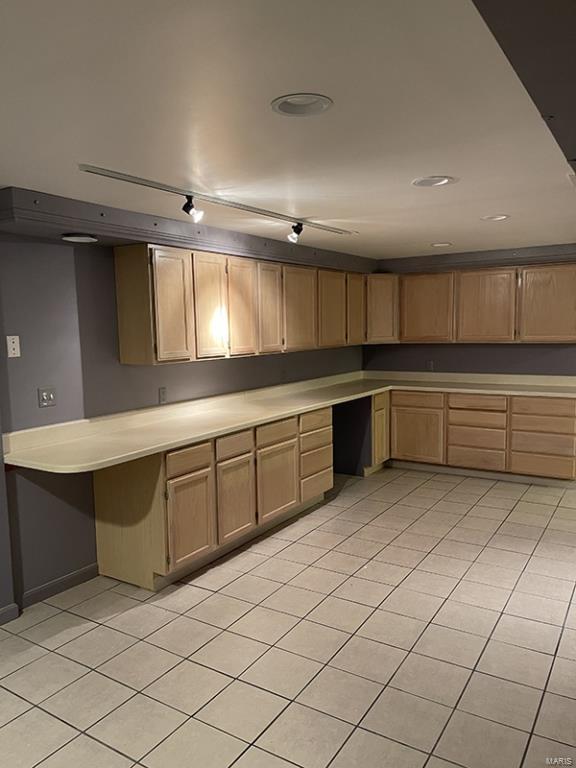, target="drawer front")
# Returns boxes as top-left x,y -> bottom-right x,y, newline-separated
301,467 -> 334,502
448,393 -> 507,411
216,429 -> 254,461
391,391 -> 445,409
448,409 -> 507,429
300,408 -> 332,434
509,452 -> 574,479
511,397 -> 576,417
448,446 -> 506,472
256,417 -> 299,448
166,442 -> 213,479
301,445 -> 333,478
511,431 -> 576,458
300,426 -> 333,453
374,392 -> 389,411
448,425 -> 506,451
511,414 -> 576,435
